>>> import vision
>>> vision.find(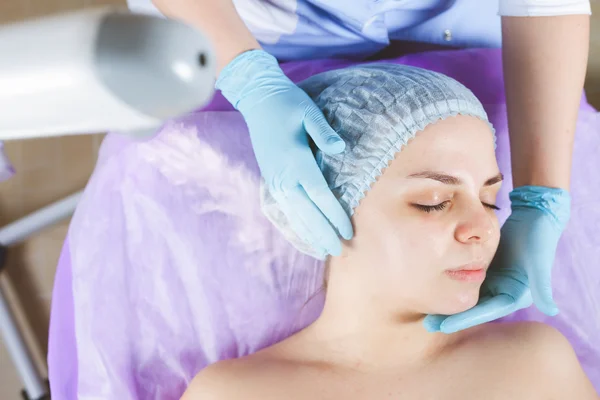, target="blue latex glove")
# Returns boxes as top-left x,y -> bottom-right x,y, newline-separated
216,50 -> 353,257
424,186 -> 571,334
